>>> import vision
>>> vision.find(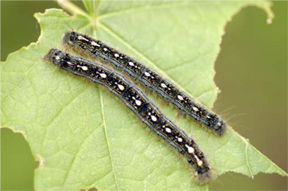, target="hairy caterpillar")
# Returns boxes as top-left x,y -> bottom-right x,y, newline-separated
44,49 -> 212,183
63,31 -> 226,136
